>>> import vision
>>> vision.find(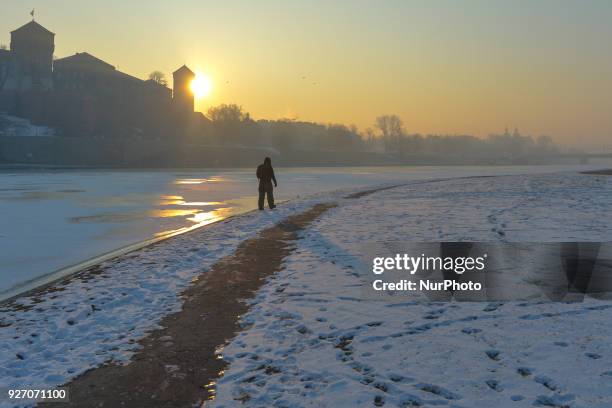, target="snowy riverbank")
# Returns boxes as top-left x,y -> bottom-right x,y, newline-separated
210,171 -> 612,408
